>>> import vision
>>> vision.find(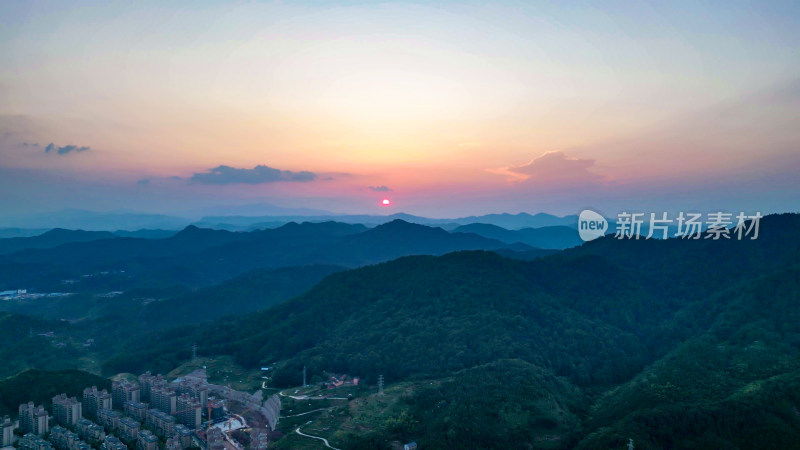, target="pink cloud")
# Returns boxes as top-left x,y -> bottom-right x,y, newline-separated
488,151 -> 603,183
